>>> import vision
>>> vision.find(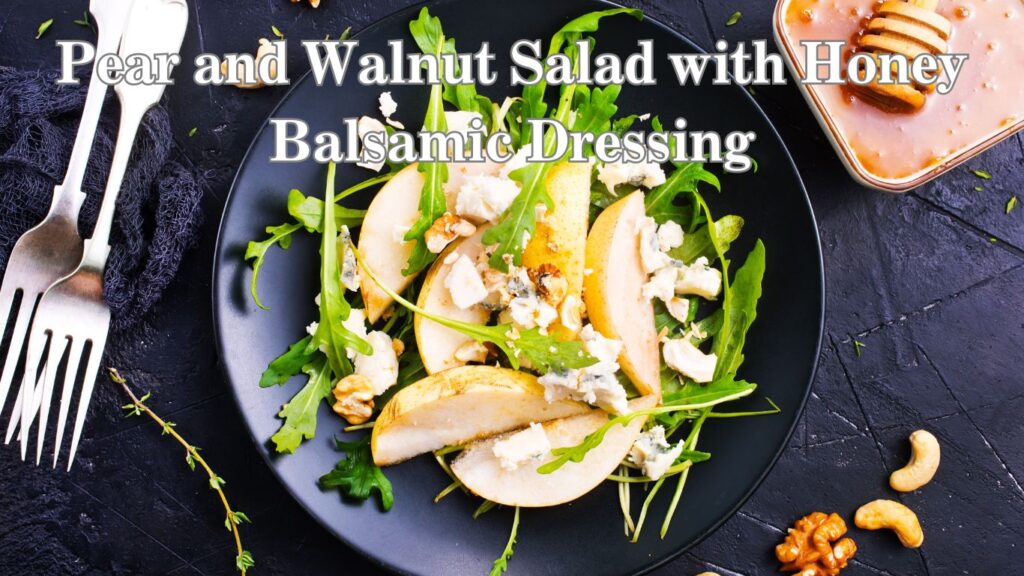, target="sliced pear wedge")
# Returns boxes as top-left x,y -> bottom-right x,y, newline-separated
371,366 -> 591,466
583,191 -> 661,399
358,163 -> 425,323
415,226 -> 492,374
522,161 -> 591,340
451,395 -> 658,507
